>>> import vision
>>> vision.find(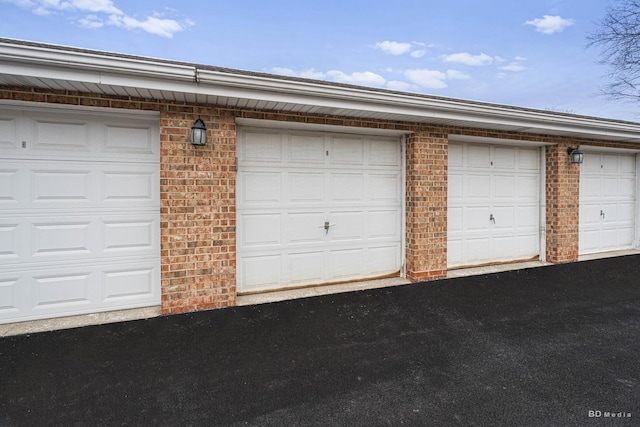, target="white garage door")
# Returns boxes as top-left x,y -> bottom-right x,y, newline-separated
579,152 -> 637,254
448,142 -> 541,268
237,127 -> 403,293
0,106 -> 160,324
